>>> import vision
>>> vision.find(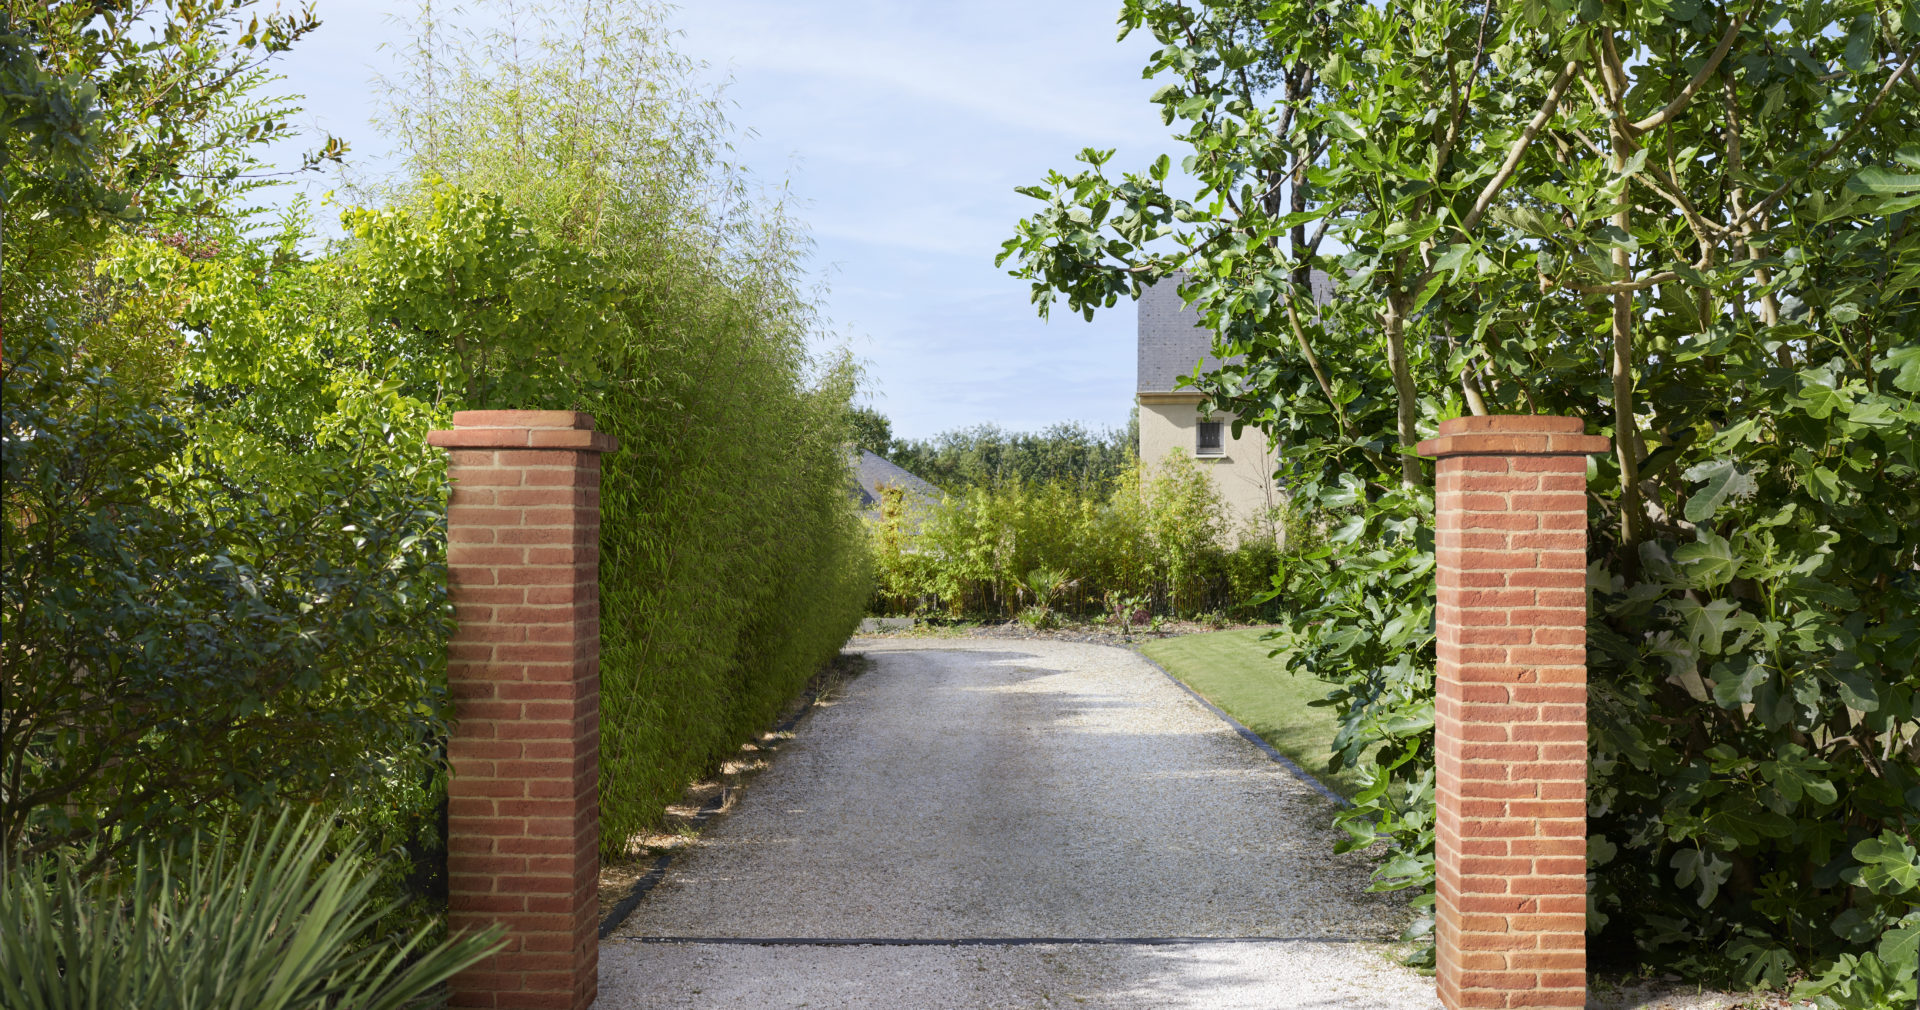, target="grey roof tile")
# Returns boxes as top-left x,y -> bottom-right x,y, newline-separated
1137,270 -> 1333,393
